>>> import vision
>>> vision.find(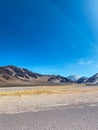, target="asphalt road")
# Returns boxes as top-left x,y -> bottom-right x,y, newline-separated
0,105 -> 98,130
